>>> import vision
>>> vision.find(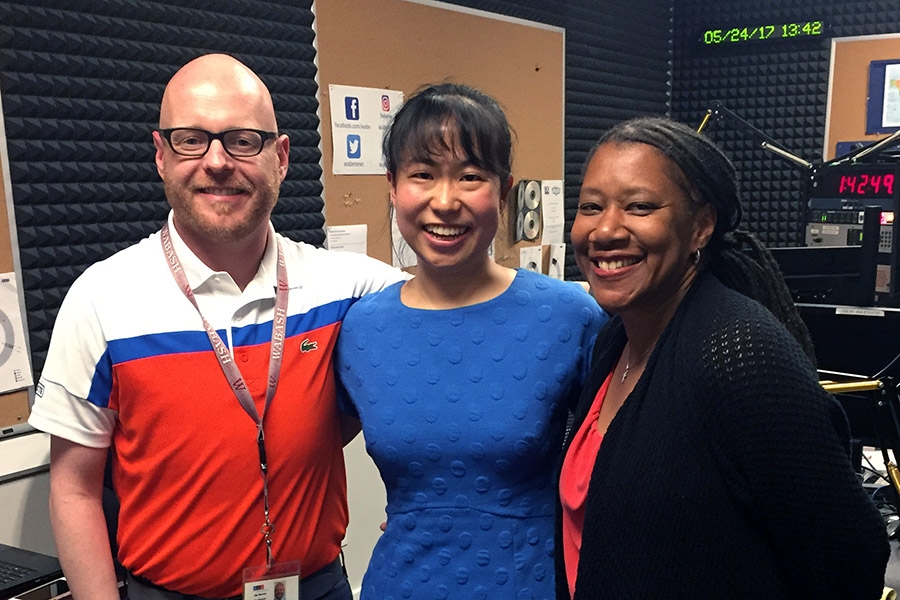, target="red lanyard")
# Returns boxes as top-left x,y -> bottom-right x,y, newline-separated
161,223 -> 288,568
